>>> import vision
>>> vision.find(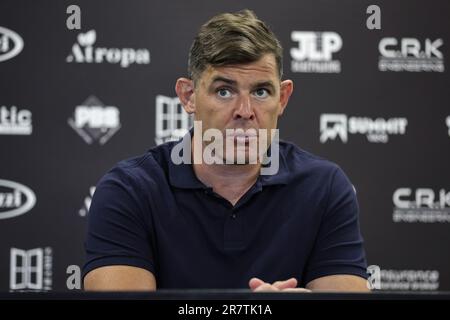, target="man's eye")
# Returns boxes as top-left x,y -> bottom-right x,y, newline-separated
217,88 -> 232,98
254,88 -> 269,98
